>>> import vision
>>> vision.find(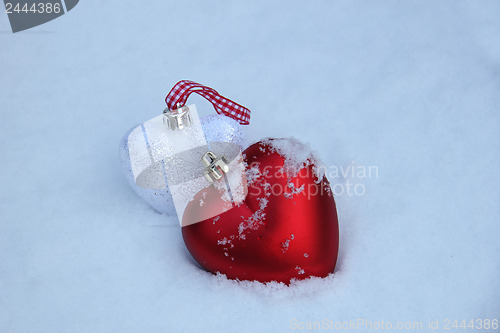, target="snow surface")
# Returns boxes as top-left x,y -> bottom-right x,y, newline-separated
1,1 -> 499,332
